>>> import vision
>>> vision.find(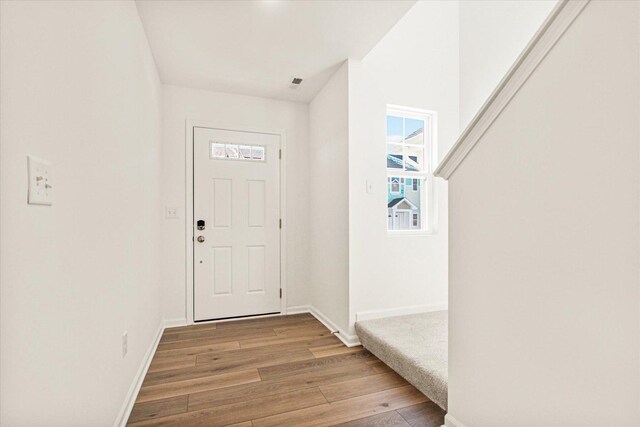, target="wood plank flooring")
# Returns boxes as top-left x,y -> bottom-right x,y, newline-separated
128,314 -> 445,426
